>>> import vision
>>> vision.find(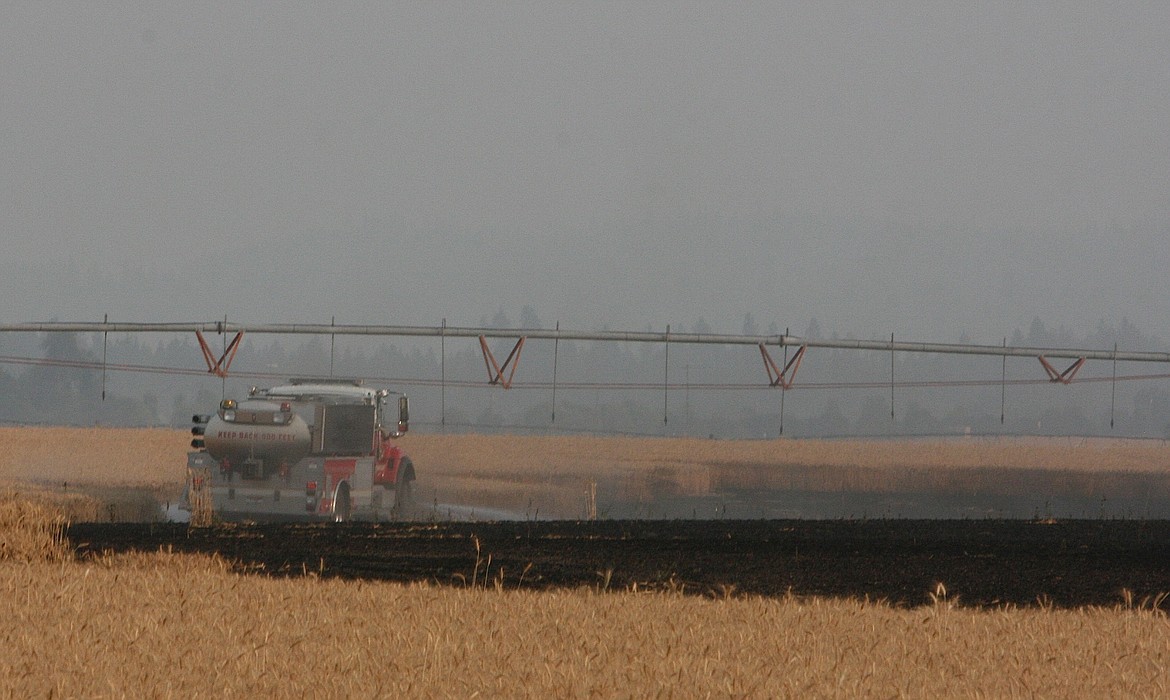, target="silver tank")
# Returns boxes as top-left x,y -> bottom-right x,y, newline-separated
203,399 -> 312,466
